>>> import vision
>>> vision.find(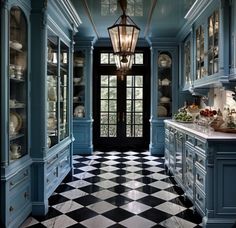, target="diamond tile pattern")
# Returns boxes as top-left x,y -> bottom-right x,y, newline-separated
21,151 -> 202,228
